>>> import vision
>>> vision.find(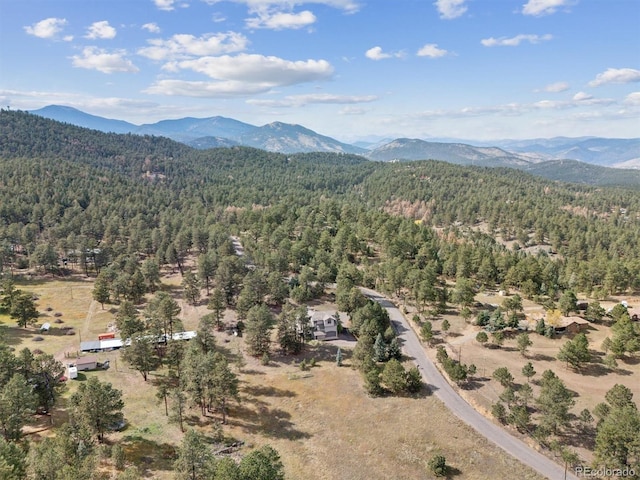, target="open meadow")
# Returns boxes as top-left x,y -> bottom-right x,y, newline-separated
3,274 -> 545,480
